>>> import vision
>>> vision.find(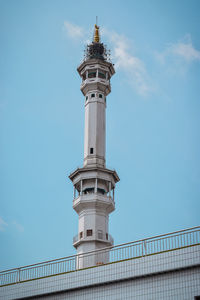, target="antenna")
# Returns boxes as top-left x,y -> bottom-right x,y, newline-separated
96,16 -> 98,25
